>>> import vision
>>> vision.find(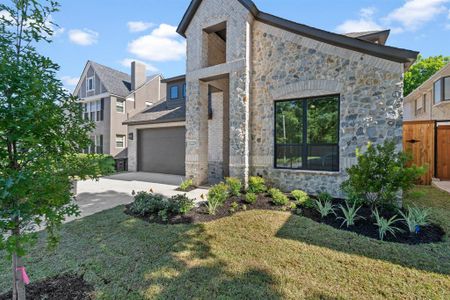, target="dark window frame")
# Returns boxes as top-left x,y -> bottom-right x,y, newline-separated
274,94 -> 340,172
434,76 -> 450,104
170,85 -> 179,100
182,83 -> 186,98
